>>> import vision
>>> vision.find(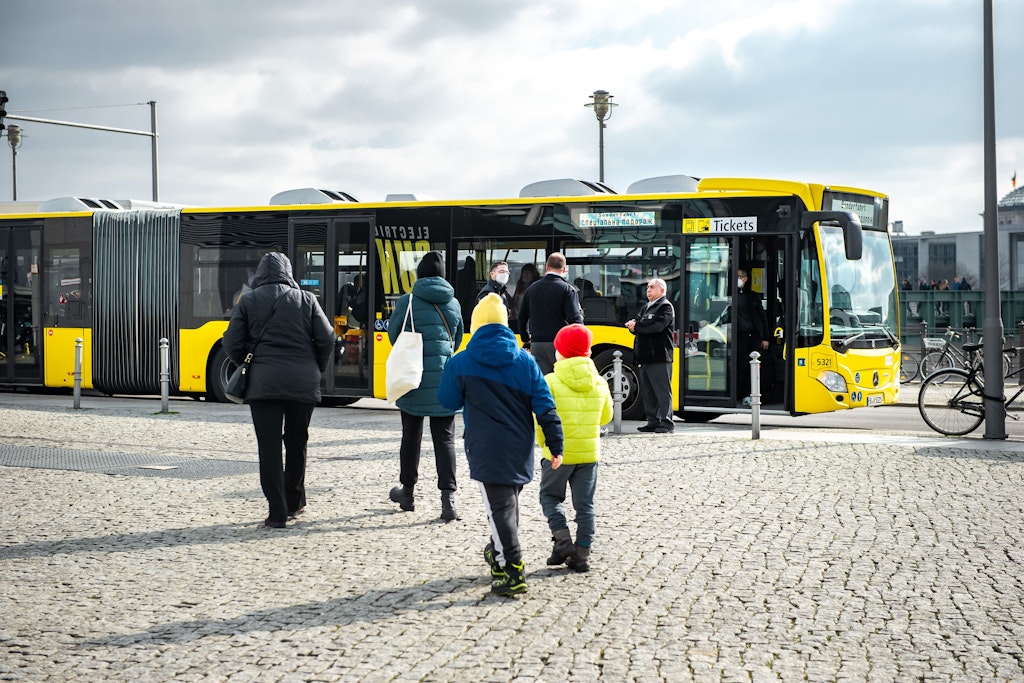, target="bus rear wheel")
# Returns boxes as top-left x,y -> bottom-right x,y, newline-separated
594,349 -> 643,421
207,347 -> 237,403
